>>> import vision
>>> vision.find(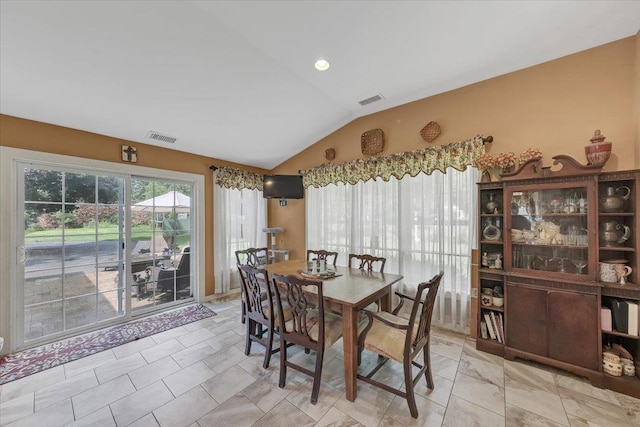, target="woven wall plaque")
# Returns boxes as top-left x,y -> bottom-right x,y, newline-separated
420,121 -> 441,143
361,129 -> 384,155
325,148 -> 336,160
